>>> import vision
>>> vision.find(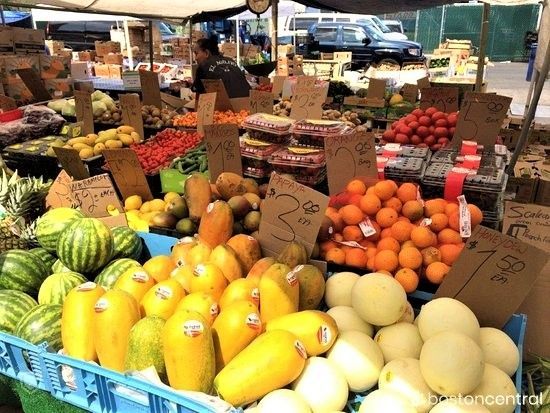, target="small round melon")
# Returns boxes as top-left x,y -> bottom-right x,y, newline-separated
479,327 -> 520,376
378,358 -> 436,413
420,331 -> 484,396
417,298 -> 480,342
326,306 -> 374,337
374,322 -> 423,363
398,301 -> 415,323
358,389 -> 416,413
257,389 -> 311,413
430,399 -> 490,413
291,357 -> 348,413
469,363 -> 517,413
351,273 -> 407,326
325,272 -> 360,308
326,330 -> 384,392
